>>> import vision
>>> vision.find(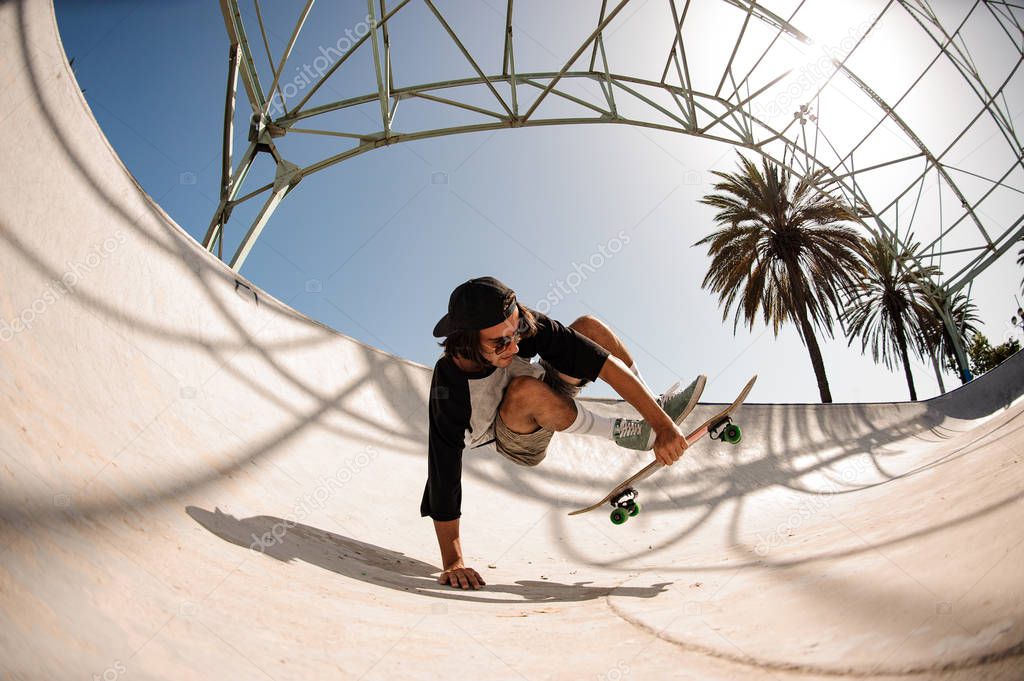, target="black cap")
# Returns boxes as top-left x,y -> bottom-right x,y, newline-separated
432,276 -> 516,337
